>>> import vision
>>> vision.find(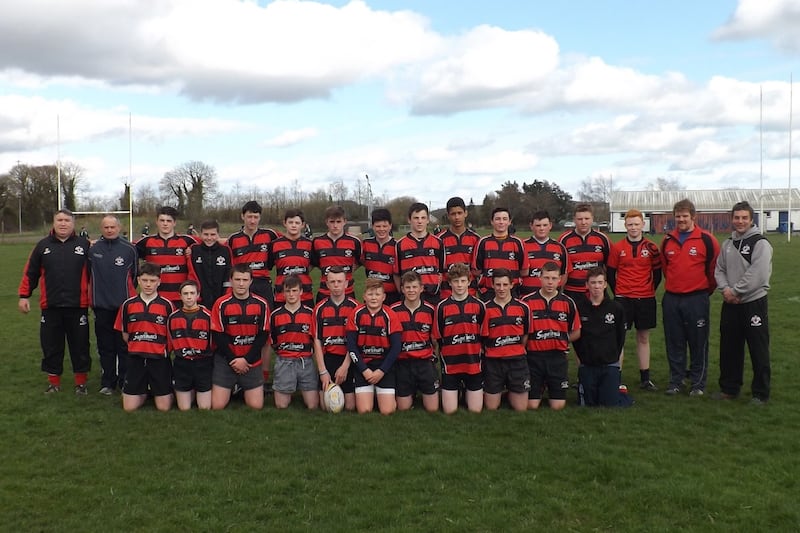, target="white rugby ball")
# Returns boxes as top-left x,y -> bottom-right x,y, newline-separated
323,383 -> 345,413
